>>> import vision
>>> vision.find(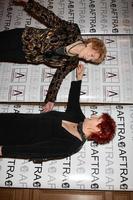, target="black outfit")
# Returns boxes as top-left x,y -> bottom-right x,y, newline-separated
0,81 -> 86,161
0,28 -> 26,63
